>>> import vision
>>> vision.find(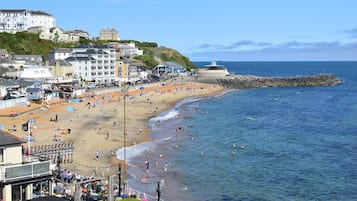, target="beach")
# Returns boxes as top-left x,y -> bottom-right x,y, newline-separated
0,78 -> 224,179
